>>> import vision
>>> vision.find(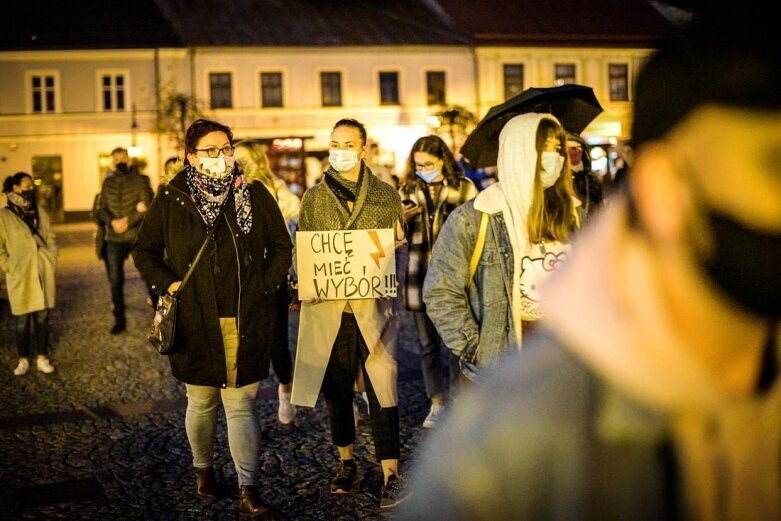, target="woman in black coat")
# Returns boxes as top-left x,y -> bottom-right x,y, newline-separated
133,119 -> 292,518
